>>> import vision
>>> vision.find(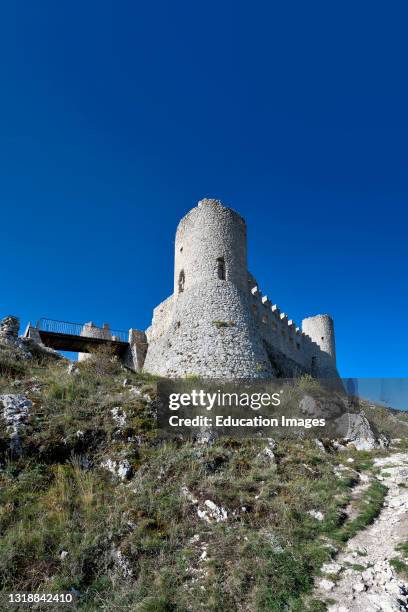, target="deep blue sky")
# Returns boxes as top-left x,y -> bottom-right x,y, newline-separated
1,1 -> 407,377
